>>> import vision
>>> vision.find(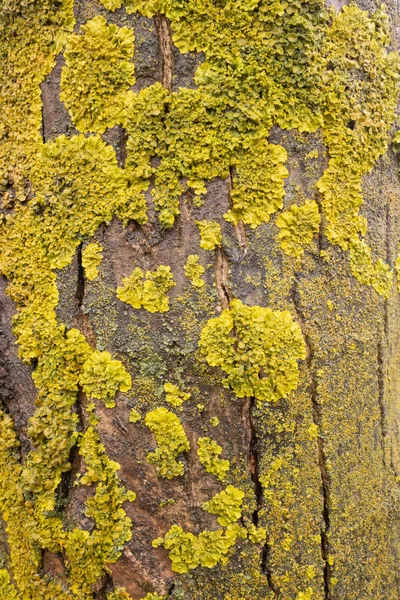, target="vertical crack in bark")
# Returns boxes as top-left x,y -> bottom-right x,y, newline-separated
214,247 -> 231,308
167,582 -> 175,596
155,15 -> 173,92
228,166 -> 248,255
292,277 -> 331,600
377,342 -> 388,469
